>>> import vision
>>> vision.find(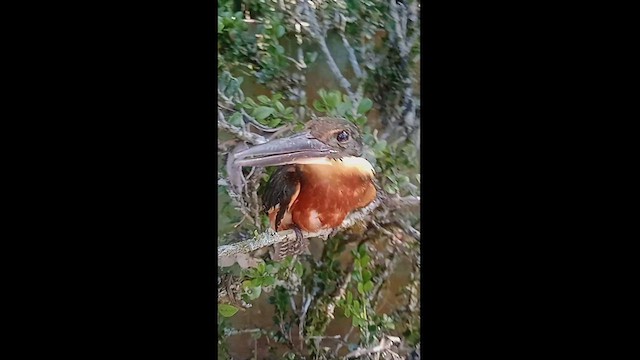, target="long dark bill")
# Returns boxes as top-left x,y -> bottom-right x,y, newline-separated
233,132 -> 335,167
